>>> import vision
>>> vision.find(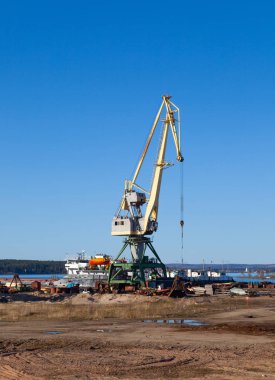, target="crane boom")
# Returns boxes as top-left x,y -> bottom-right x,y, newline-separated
112,95 -> 183,237
143,97 -> 183,233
